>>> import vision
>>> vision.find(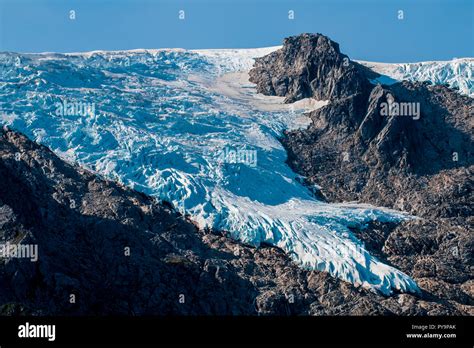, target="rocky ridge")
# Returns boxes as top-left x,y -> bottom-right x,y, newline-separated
249,33 -> 473,315
249,33 -> 375,103
1,128 -> 471,315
